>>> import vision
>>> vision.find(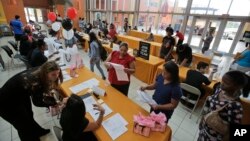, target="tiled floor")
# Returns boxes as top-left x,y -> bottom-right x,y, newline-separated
0,34 -> 234,141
